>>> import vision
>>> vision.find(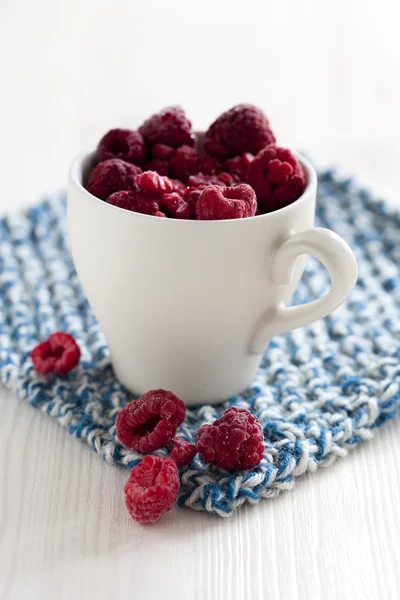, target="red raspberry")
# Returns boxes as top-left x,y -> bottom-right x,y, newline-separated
187,174 -> 227,188
196,407 -> 264,471
139,106 -> 195,149
87,159 -> 141,200
136,171 -> 173,194
106,190 -> 161,216
144,159 -> 170,177
170,178 -> 187,196
124,455 -> 180,525
196,155 -> 225,176
96,128 -> 145,166
159,192 -> 191,219
247,145 -> 306,212
151,143 -> 174,160
204,104 -> 275,158
169,146 -> 198,182
226,153 -> 254,180
116,389 -> 186,453
196,184 -> 257,220
170,438 -> 197,467
184,187 -> 202,217
31,332 -> 80,375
